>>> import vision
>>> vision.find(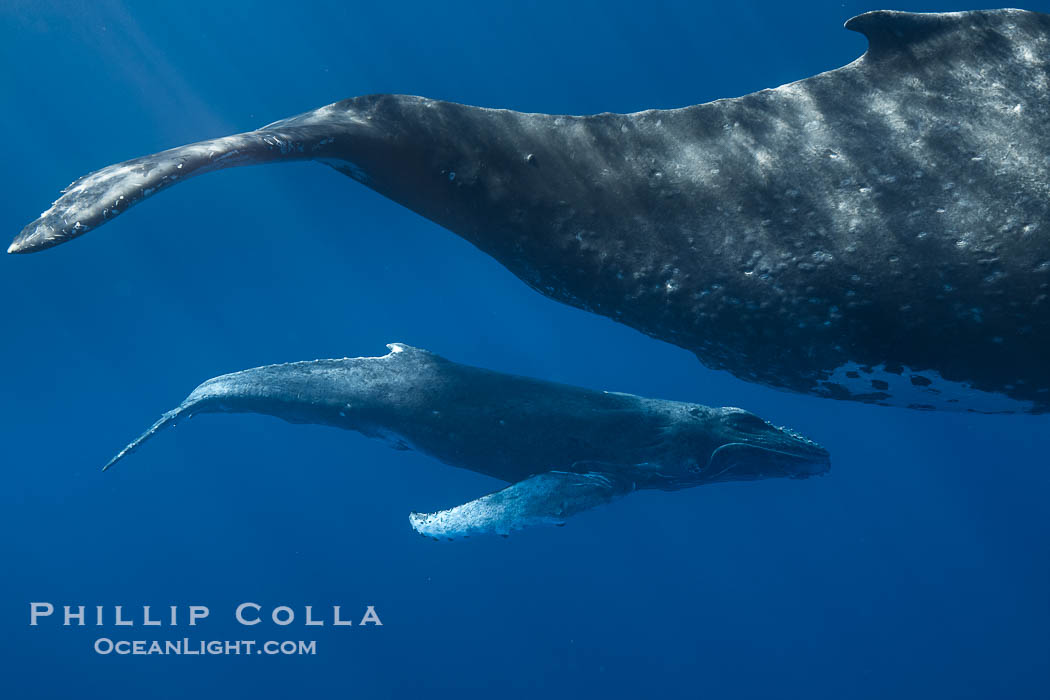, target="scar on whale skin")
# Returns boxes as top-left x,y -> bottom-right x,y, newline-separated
102,344 -> 830,539
13,10 -> 1050,413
